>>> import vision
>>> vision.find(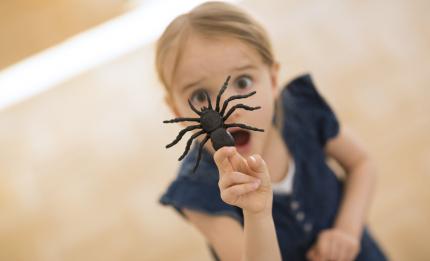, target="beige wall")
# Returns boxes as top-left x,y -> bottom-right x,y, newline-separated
0,0 -> 429,260
0,0 -> 126,69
